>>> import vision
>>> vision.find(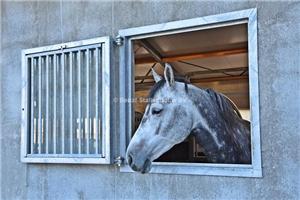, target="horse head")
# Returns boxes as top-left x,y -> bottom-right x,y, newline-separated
126,64 -> 199,173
